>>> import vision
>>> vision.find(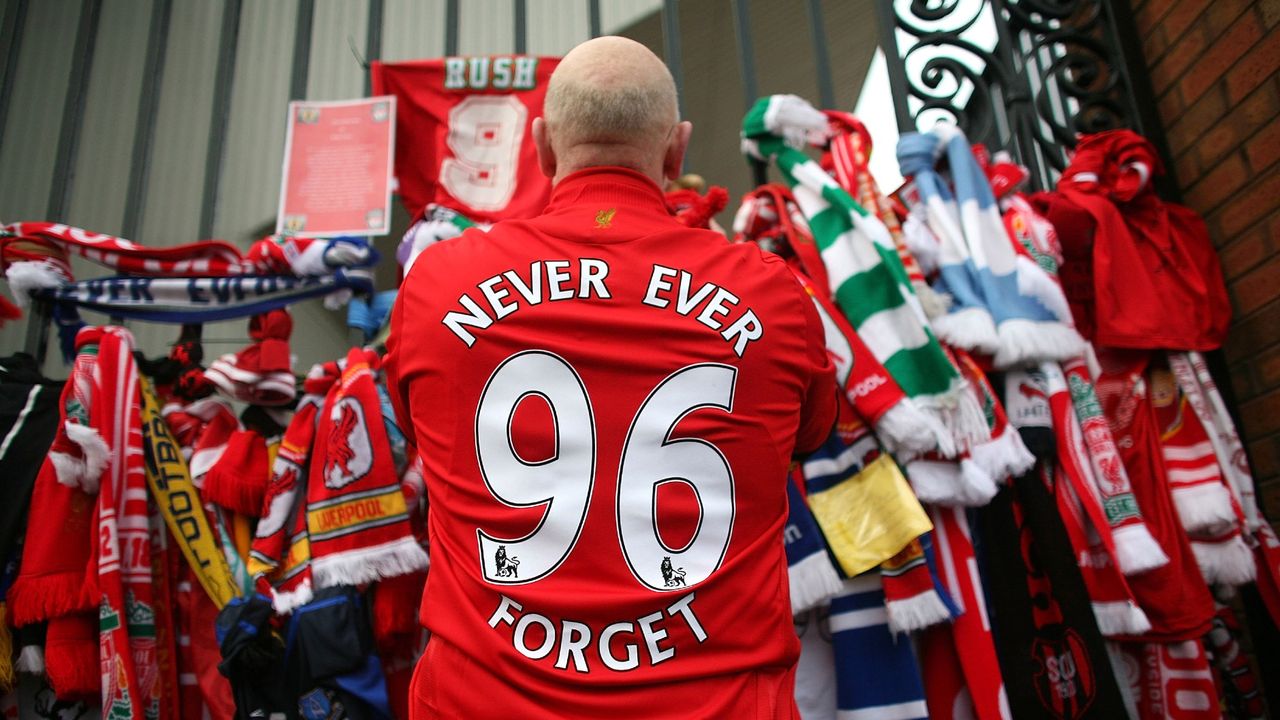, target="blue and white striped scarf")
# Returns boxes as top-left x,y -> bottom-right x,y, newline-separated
897,127 -> 1083,369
